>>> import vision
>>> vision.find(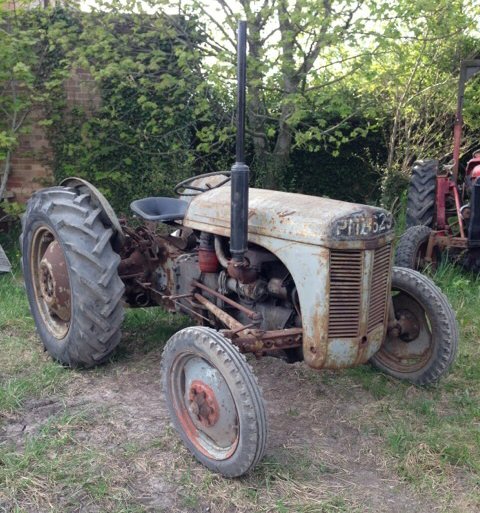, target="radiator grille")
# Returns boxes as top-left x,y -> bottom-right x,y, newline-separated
367,243 -> 392,332
328,250 -> 362,338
